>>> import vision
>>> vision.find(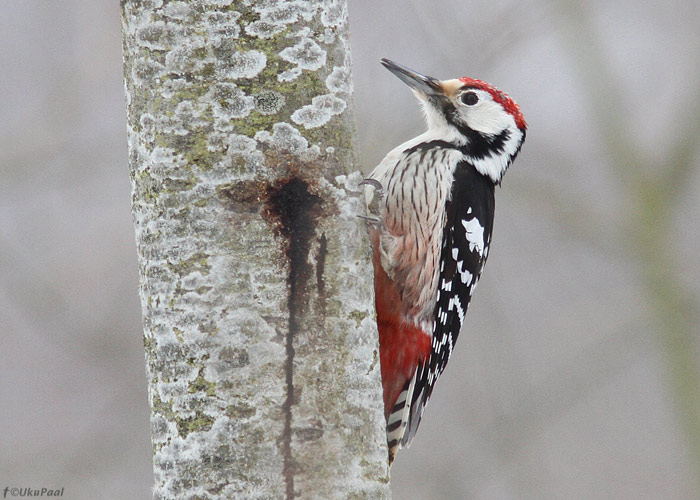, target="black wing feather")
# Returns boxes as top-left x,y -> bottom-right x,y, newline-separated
402,161 -> 495,446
